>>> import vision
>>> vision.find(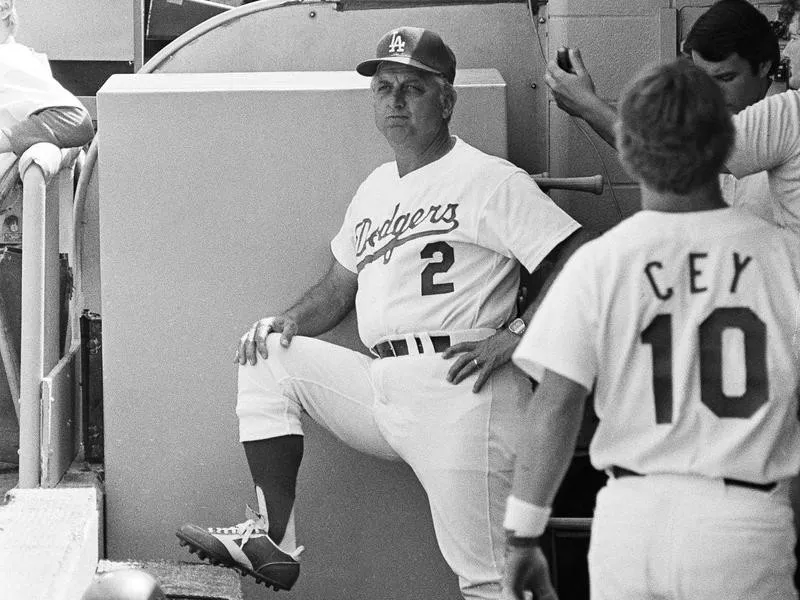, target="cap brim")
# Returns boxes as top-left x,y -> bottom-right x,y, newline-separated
356,56 -> 442,78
